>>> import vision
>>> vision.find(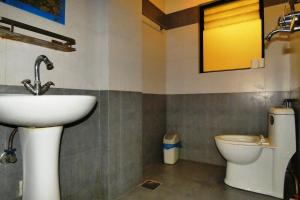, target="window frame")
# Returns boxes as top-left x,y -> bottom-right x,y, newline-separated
199,0 -> 265,73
